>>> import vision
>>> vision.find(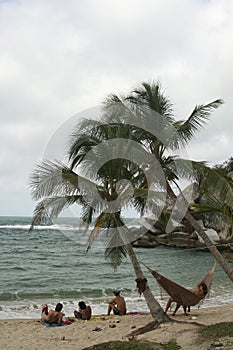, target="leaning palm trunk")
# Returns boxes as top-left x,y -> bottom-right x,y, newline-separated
167,185 -> 233,282
114,214 -> 170,324
125,242 -> 170,324
185,211 -> 233,281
